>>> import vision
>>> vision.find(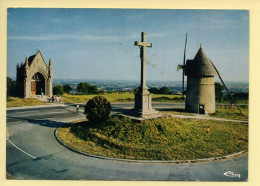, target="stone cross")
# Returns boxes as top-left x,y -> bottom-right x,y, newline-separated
135,32 -> 152,91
